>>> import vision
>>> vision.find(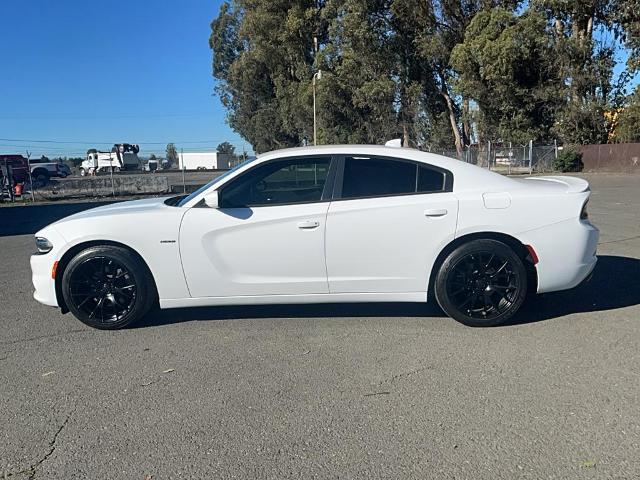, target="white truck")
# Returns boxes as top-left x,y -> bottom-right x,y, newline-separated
80,144 -> 141,176
178,152 -> 232,170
